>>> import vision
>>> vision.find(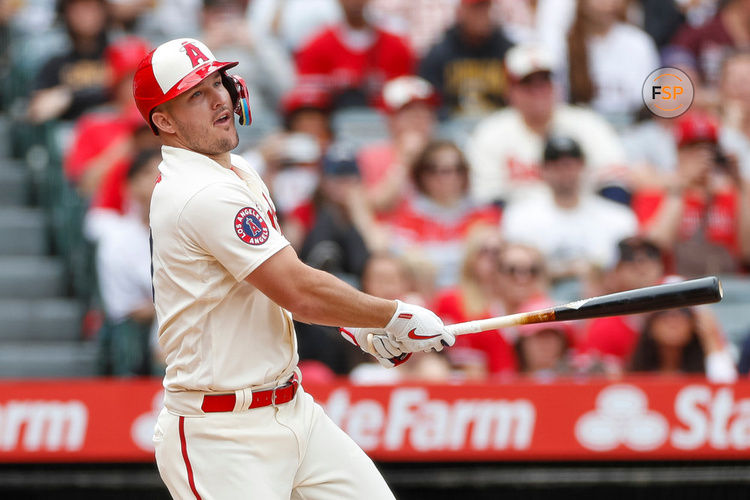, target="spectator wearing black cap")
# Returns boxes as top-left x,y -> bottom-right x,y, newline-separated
631,112 -> 750,276
501,134 -> 637,282
295,144 -> 384,282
